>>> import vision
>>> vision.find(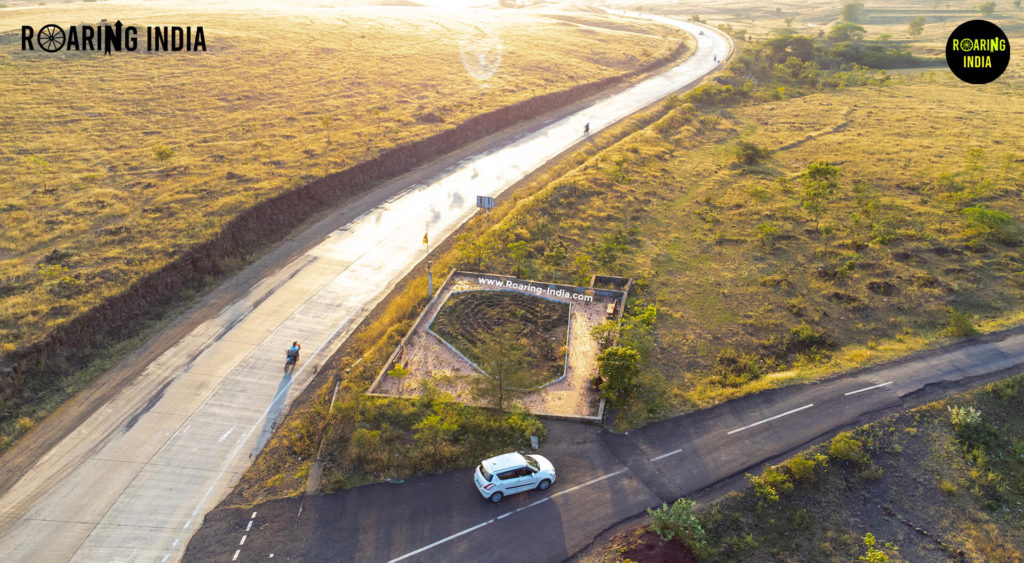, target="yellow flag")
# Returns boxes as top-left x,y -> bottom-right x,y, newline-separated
422,232 -> 428,244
